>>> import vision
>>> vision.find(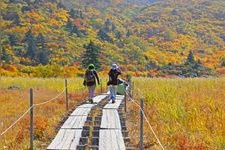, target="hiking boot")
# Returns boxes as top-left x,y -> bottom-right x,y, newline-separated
112,100 -> 115,103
